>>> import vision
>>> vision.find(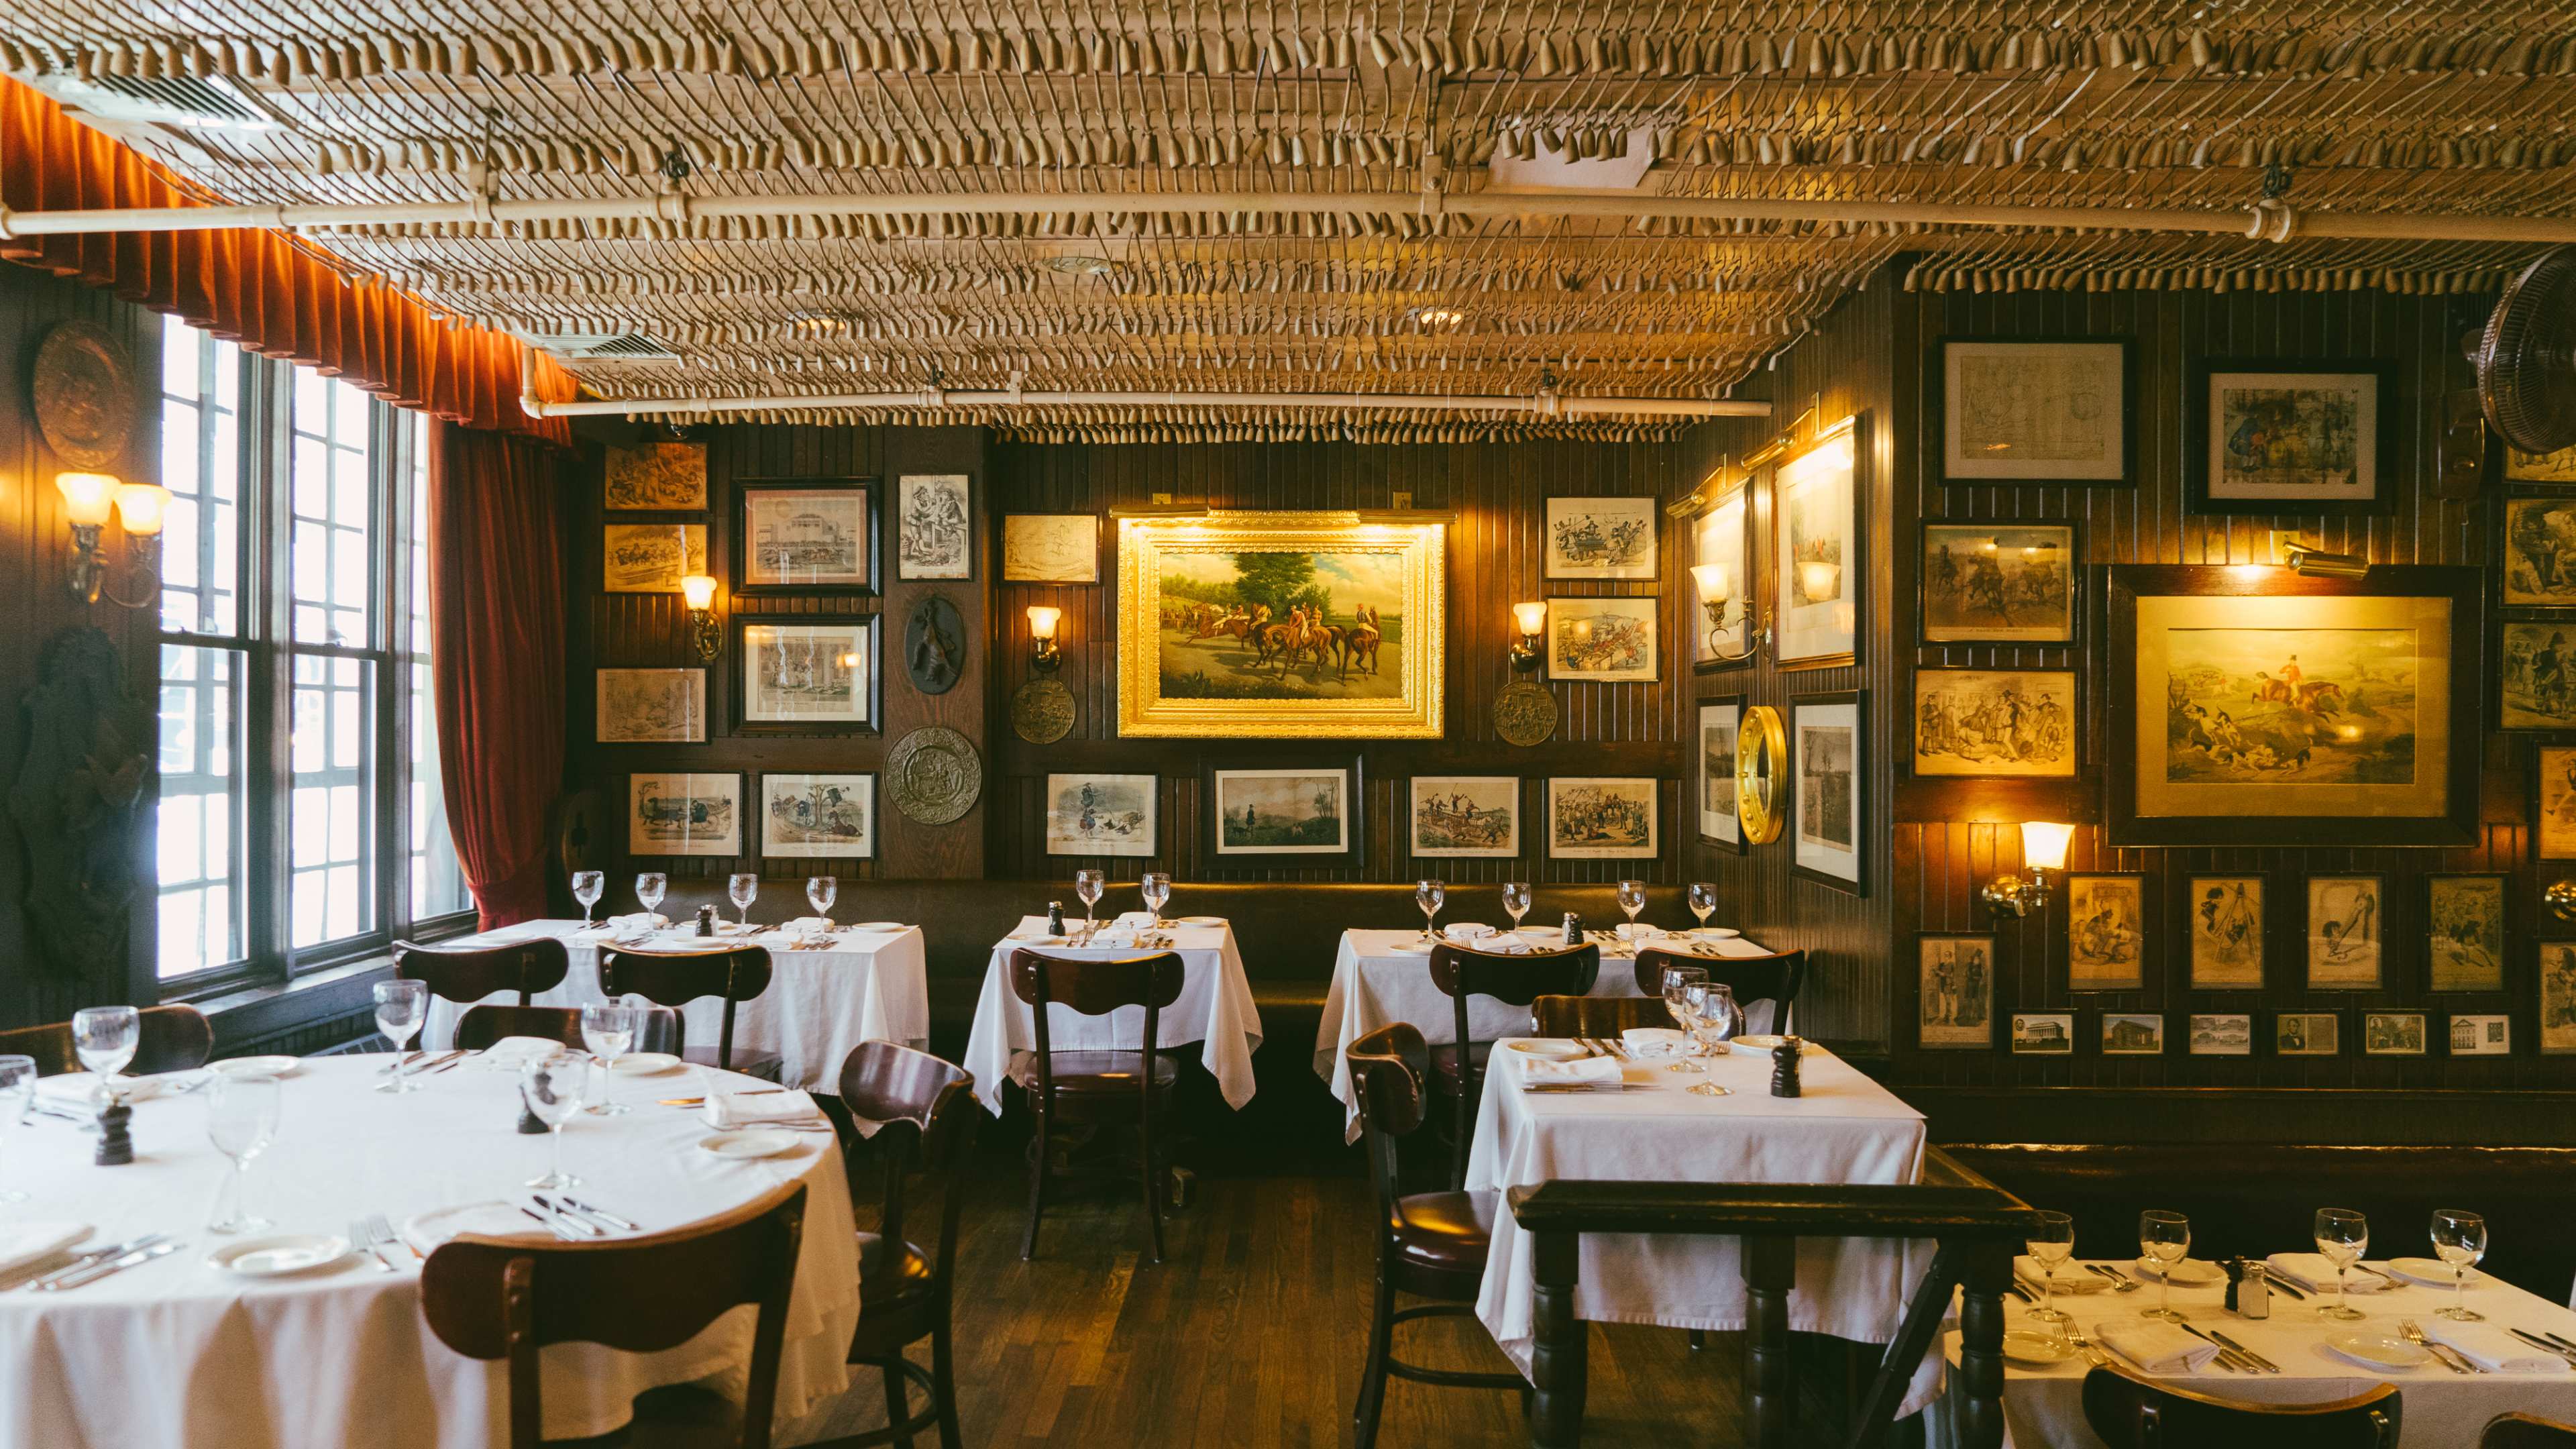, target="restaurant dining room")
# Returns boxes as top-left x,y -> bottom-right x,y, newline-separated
13,3 -> 2576,1448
